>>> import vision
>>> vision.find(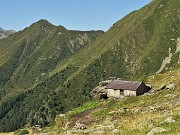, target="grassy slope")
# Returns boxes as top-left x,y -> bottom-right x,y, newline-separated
48,0 -> 180,101
53,0 -> 179,78
44,0 -> 180,113
42,67 -> 180,135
